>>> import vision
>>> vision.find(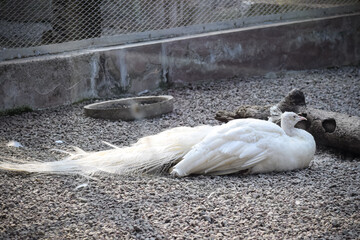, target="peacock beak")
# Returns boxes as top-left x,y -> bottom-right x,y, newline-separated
299,116 -> 307,121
